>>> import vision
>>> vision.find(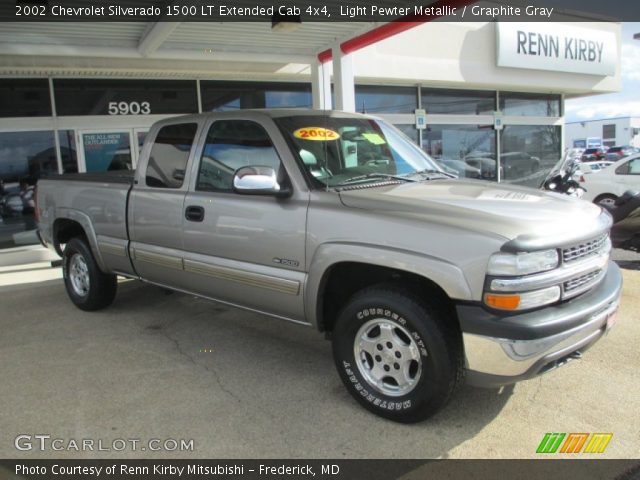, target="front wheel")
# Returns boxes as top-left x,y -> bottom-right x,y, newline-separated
595,194 -> 617,208
332,284 -> 463,423
63,237 -> 117,311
